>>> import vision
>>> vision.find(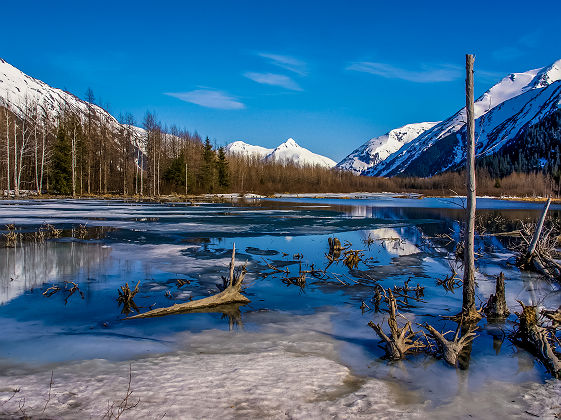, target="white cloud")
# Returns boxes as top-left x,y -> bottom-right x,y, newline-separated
165,89 -> 245,110
257,53 -> 307,76
244,72 -> 302,91
347,61 -> 462,83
